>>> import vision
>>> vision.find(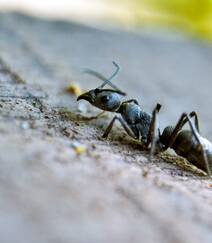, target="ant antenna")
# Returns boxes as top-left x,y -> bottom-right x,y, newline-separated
84,62 -> 126,95
98,61 -> 120,89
